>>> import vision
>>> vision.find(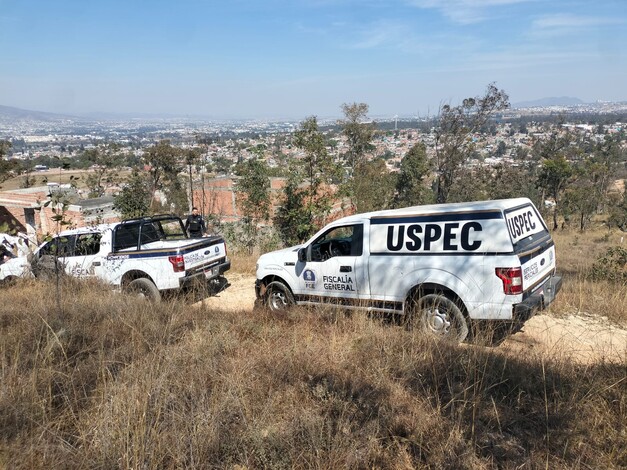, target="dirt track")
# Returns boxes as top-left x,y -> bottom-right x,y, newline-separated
199,274 -> 627,364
